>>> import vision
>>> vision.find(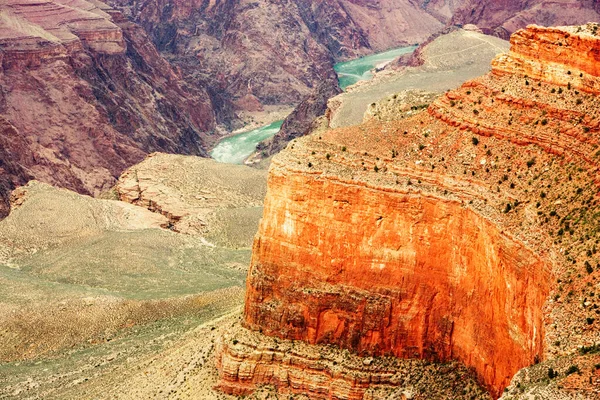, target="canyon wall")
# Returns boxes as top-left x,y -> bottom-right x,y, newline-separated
452,0 -> 600,39
243,169 -> 550,397
0,0 -> 215,216
218,24 -> 600,399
